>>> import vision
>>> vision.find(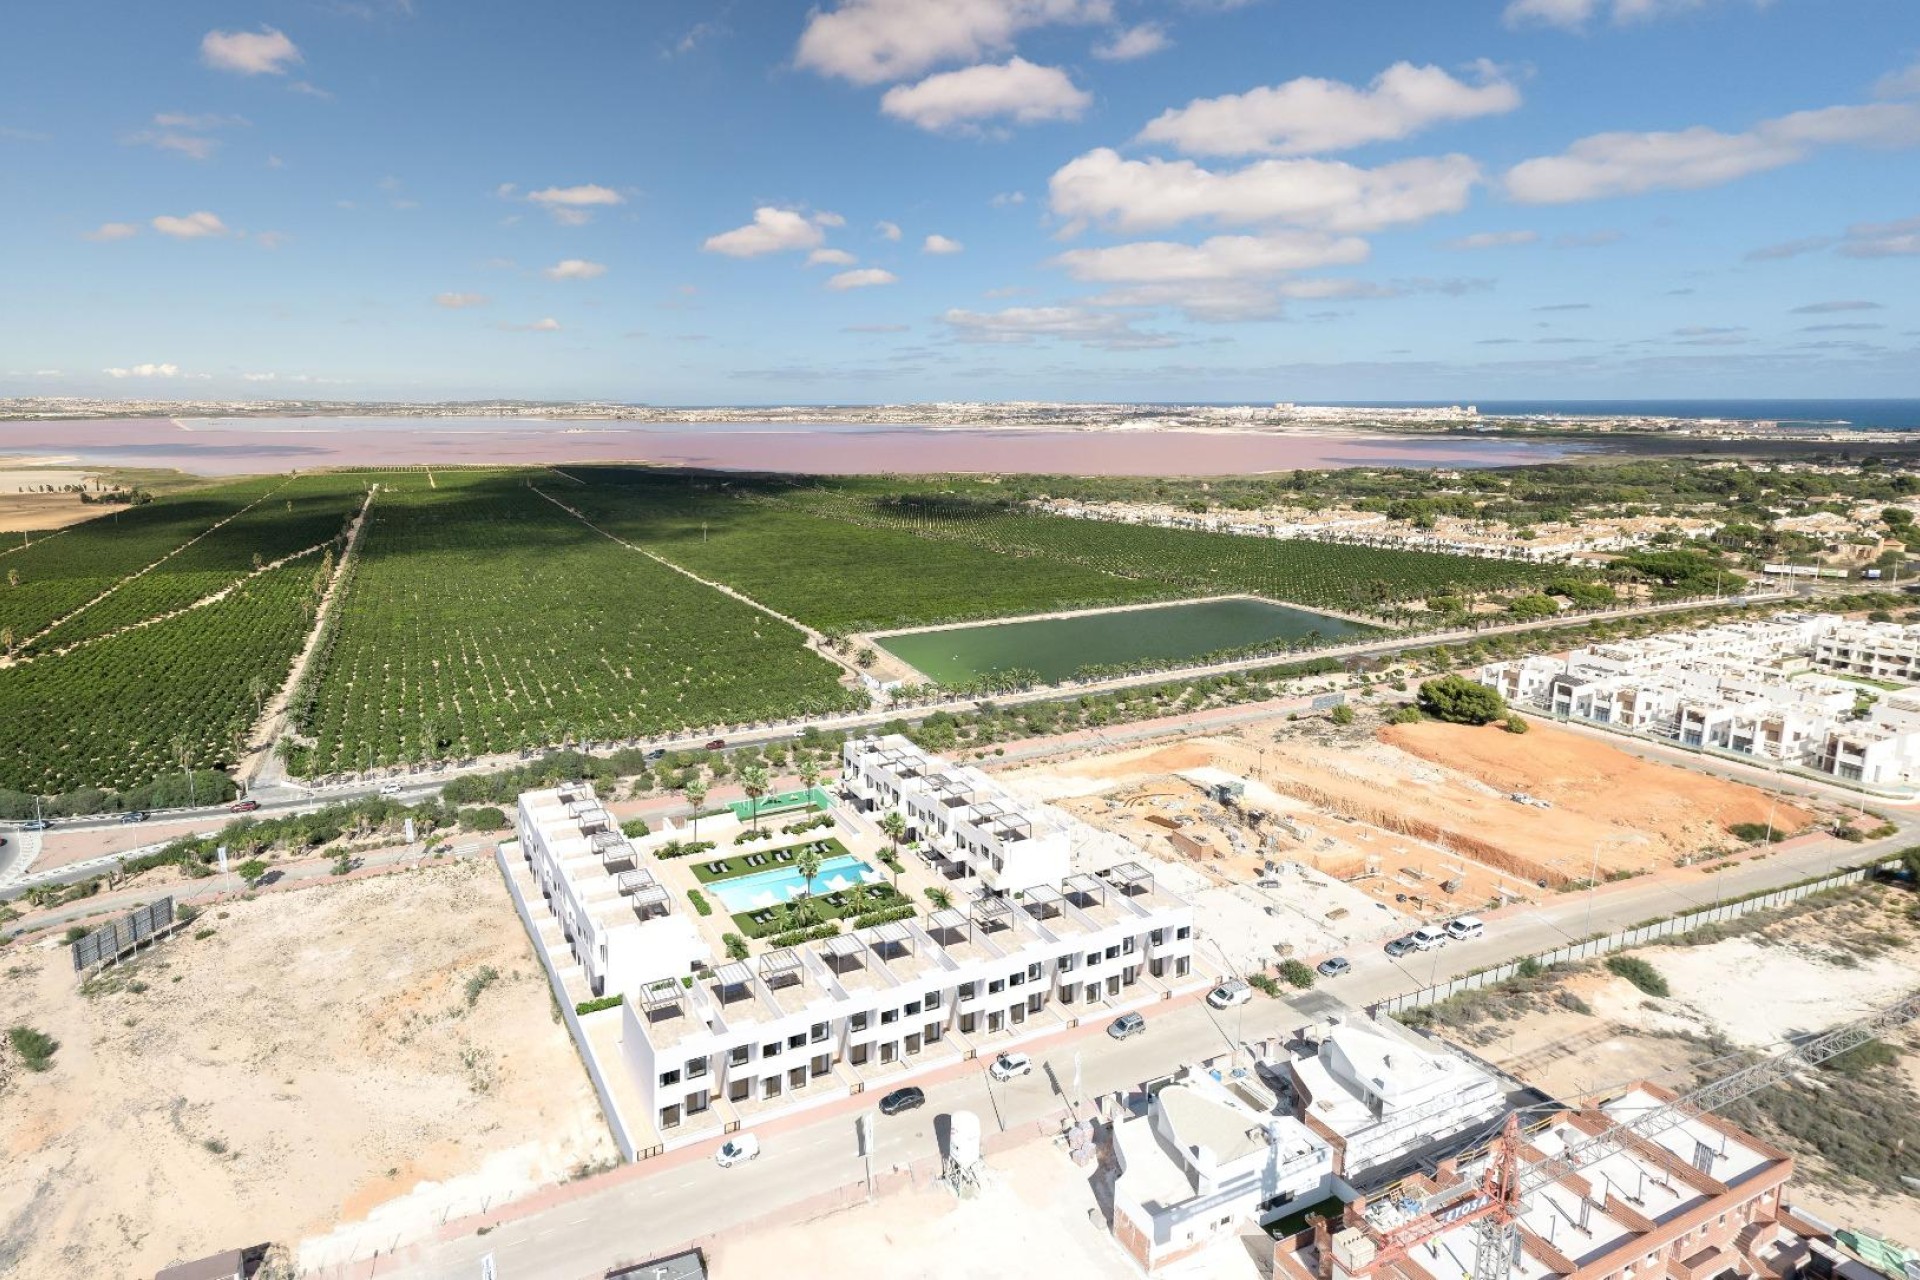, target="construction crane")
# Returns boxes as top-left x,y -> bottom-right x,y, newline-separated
1340,988 -> 1920,1280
